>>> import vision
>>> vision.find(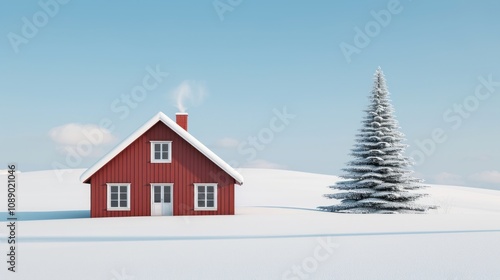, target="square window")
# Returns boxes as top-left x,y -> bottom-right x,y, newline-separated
151,141 -> 172,163
194,184 -> 217,211
107,184 -> 130,211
